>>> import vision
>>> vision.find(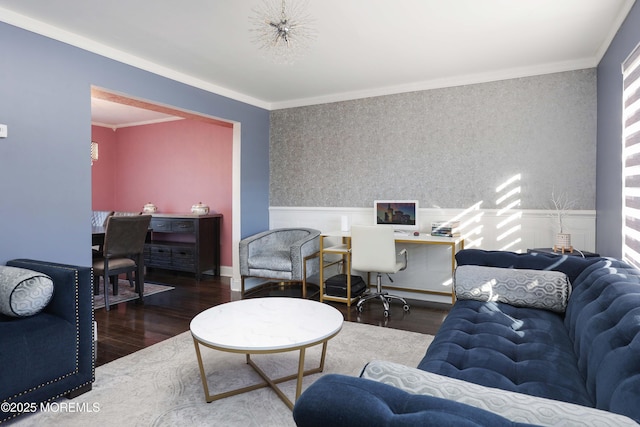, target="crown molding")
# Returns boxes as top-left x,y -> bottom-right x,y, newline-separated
269,59 -> 597,110
0,8 -> 271,111
91,116 -> 183,131
594,0 -> 638,62
3,1 -> 634,113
